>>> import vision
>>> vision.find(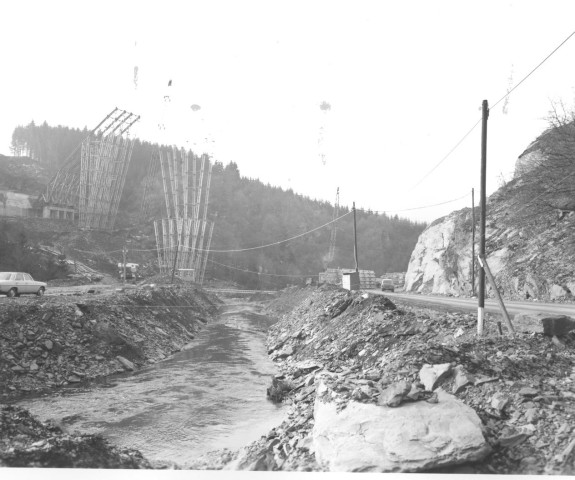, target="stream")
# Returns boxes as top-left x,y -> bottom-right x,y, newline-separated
18,300 -> 285,466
